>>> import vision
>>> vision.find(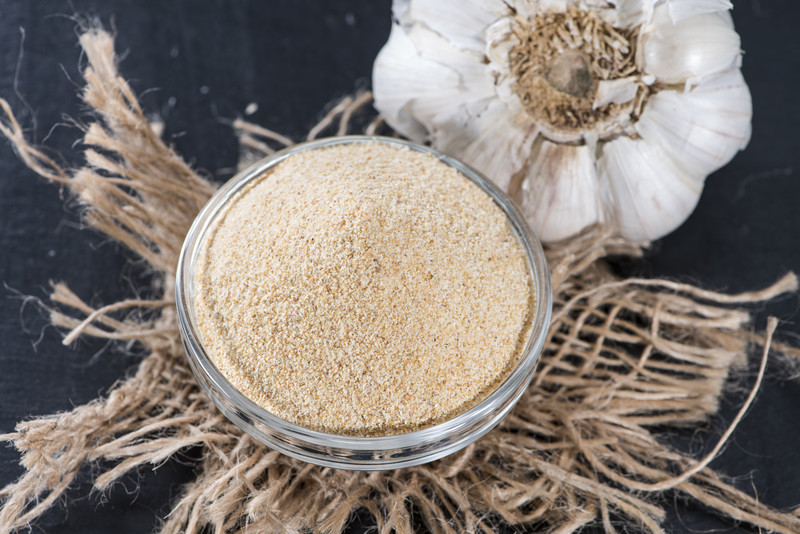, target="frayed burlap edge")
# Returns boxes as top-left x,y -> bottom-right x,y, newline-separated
2,27 -> 800,534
